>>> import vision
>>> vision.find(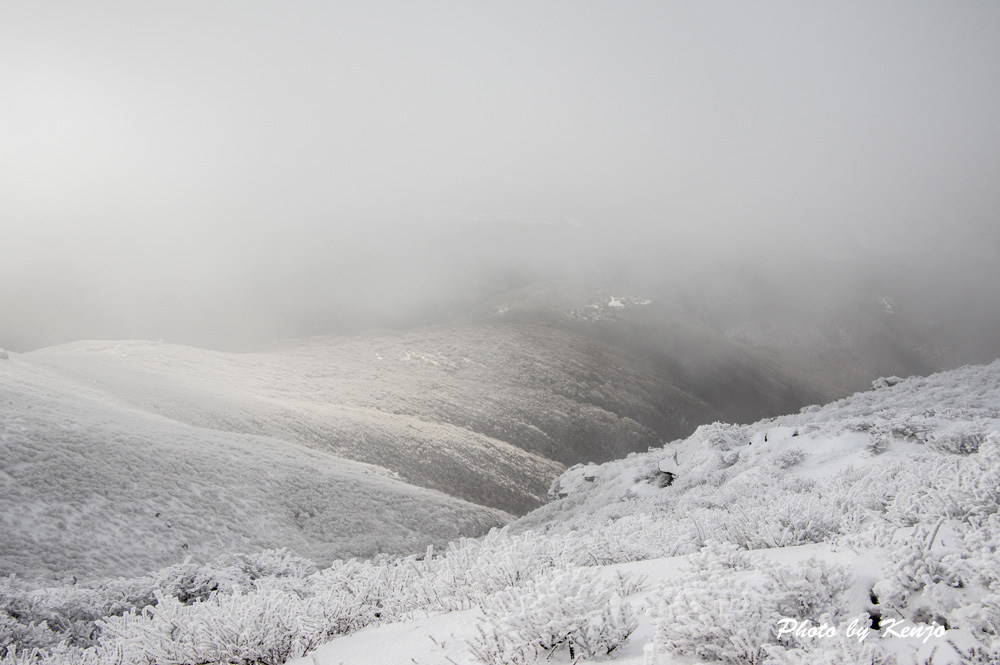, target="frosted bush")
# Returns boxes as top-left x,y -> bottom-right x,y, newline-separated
873,538 -> 963,609
762,557 -> 853,622
772,448 -> 806,469
959,514 -> 1000,591
433,530 -> 564,600
231,548 -> 318,582
955,592 -> 1000,663
696,422 -> 753,451
684,540 -> 751,577
871,376 -> 904,391
930,422 -> 989,455
0,615 -> 62,658
721,497 -> 840,549
469,565 -> 639,663
873,517 -> 1000,635
98,589 -> 328,665
0,644 -> 99,665
467,624 -> 535,665
648,575 -> 780,664
647,546 -> 854,664
150,560 -> 239,604
0,547 -> 328,661
0,578 -> 122,652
